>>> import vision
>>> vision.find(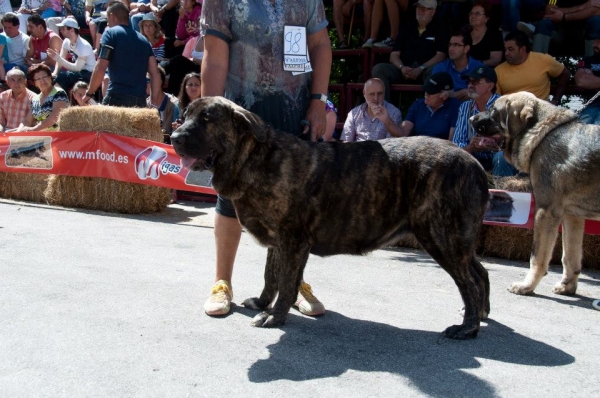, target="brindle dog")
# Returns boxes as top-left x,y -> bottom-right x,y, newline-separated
171,97 -> 490,339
